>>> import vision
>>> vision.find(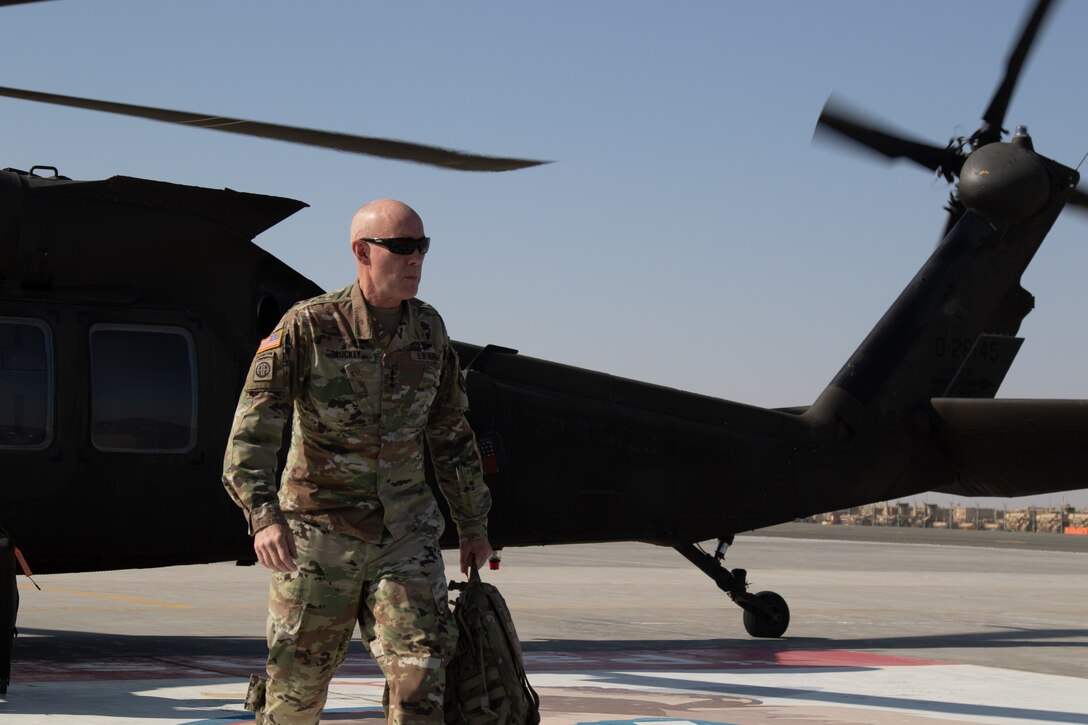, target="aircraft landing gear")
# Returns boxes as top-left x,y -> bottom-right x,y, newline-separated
675,537 -> 790,638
